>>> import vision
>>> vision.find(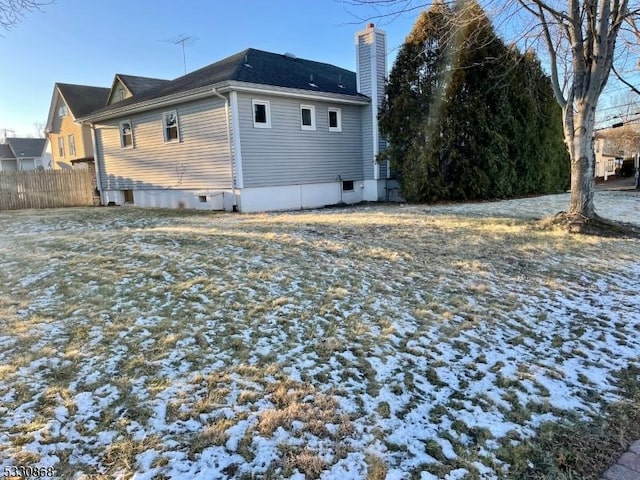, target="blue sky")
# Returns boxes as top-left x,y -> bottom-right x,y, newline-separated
0,0 -> 417,137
